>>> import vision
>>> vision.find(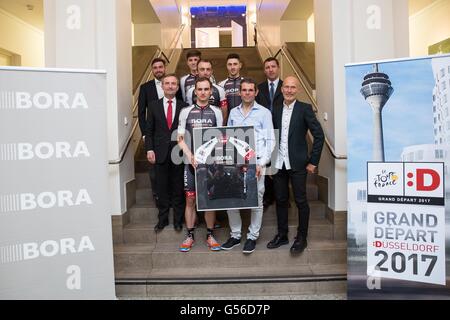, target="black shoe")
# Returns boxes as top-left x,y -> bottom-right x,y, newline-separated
290,236 -> 307,254
221,237 -> 241,251
174,224 -> 183,232
154,221 -> 168,232
243,239 -> 256,254
266,234 -> 289,249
